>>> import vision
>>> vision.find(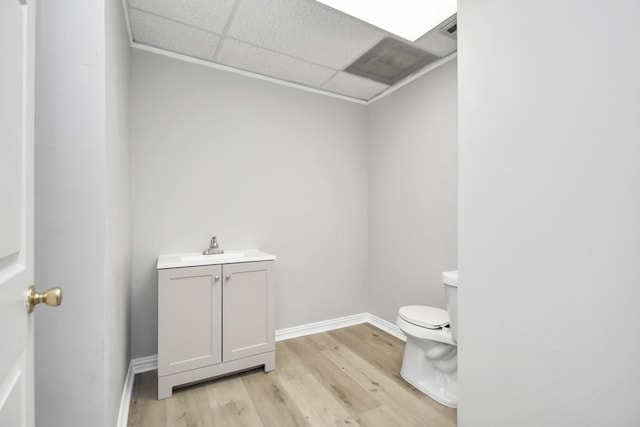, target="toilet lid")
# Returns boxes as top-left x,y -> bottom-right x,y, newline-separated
398,305 -> 450,329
